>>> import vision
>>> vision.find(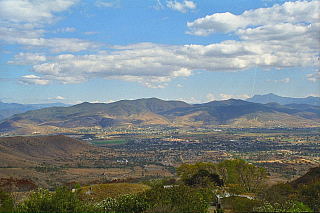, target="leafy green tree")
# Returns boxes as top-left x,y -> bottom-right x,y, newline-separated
217,159 -> 268,193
